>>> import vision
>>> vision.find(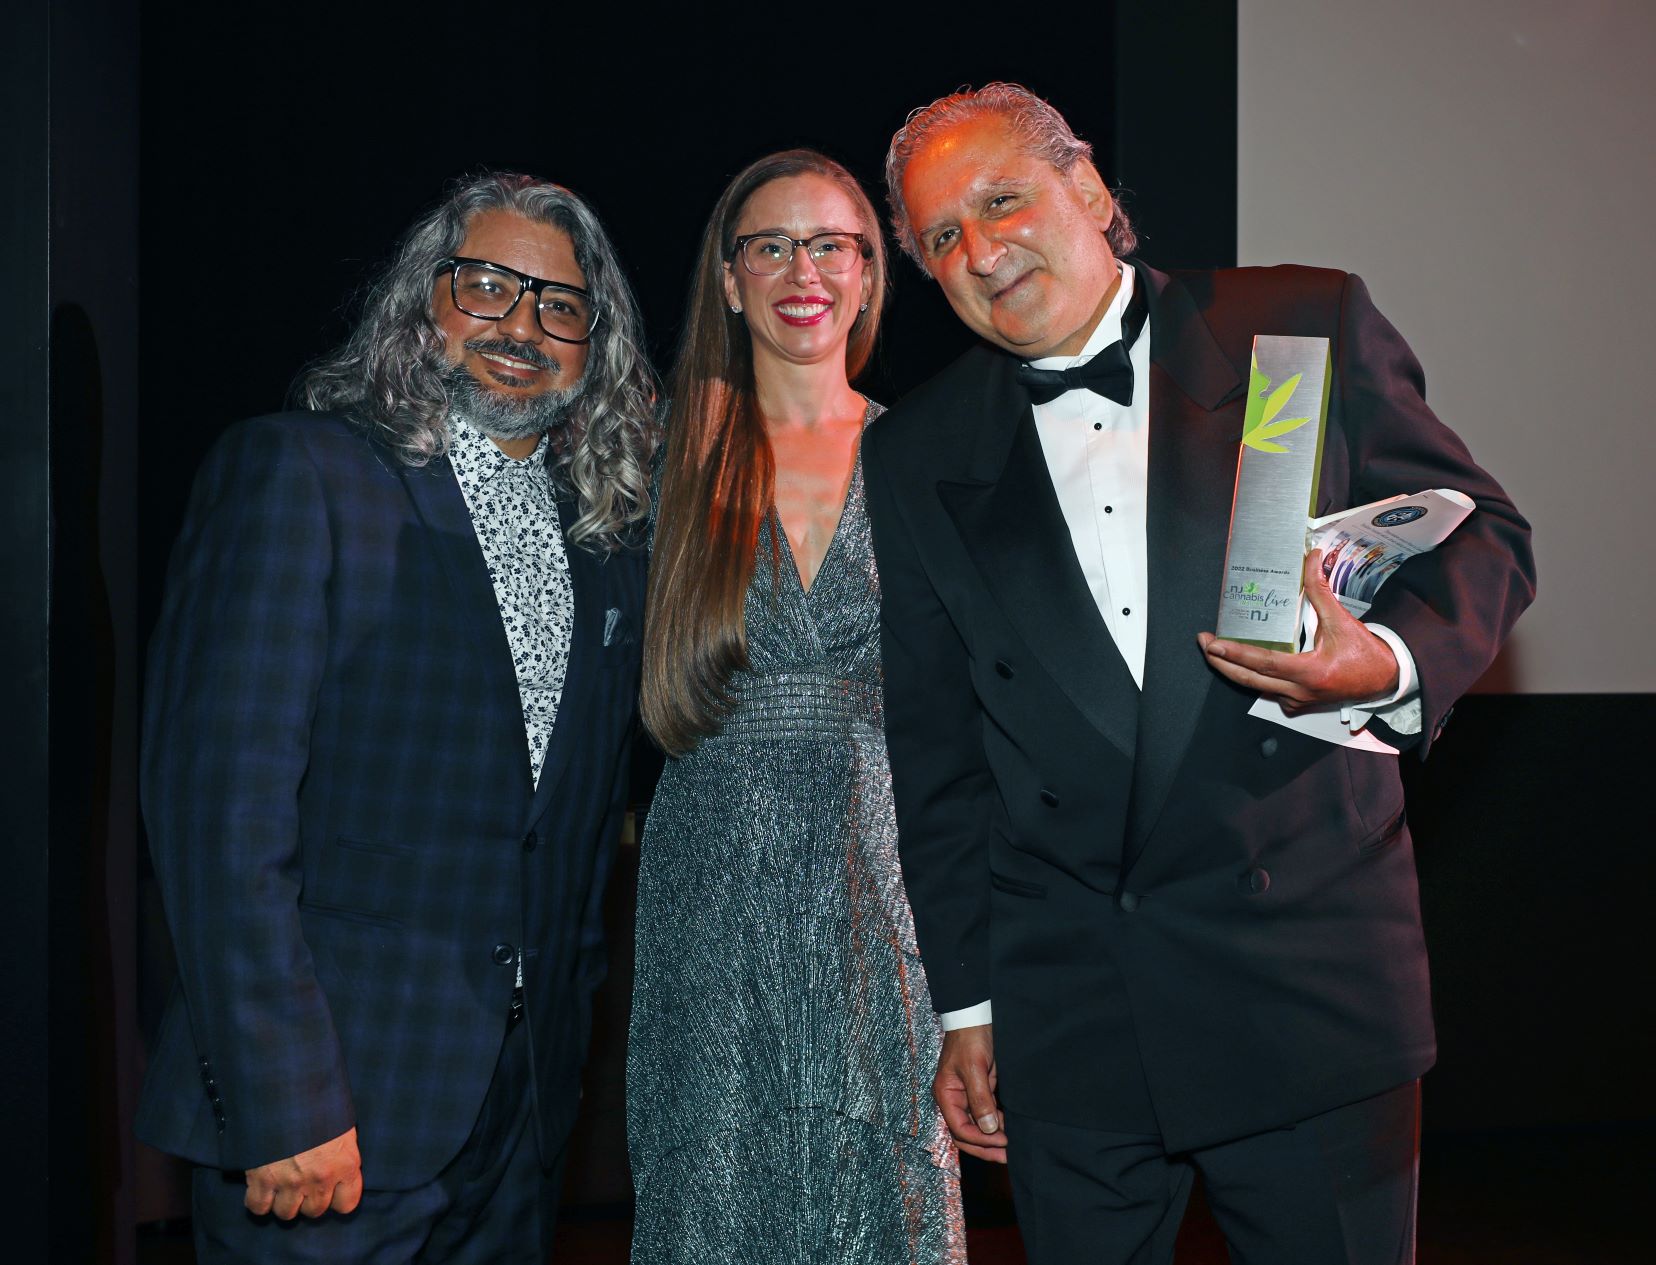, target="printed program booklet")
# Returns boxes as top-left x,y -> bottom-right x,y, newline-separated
1246,489 -> 1474,752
